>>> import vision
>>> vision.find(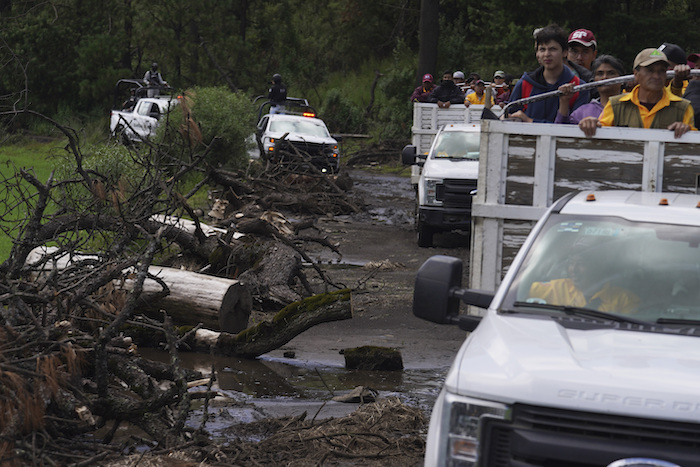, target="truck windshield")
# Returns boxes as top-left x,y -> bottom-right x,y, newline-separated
270,119 -> 330,138
430,131 -> 480,160
503,214 -> 700,324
